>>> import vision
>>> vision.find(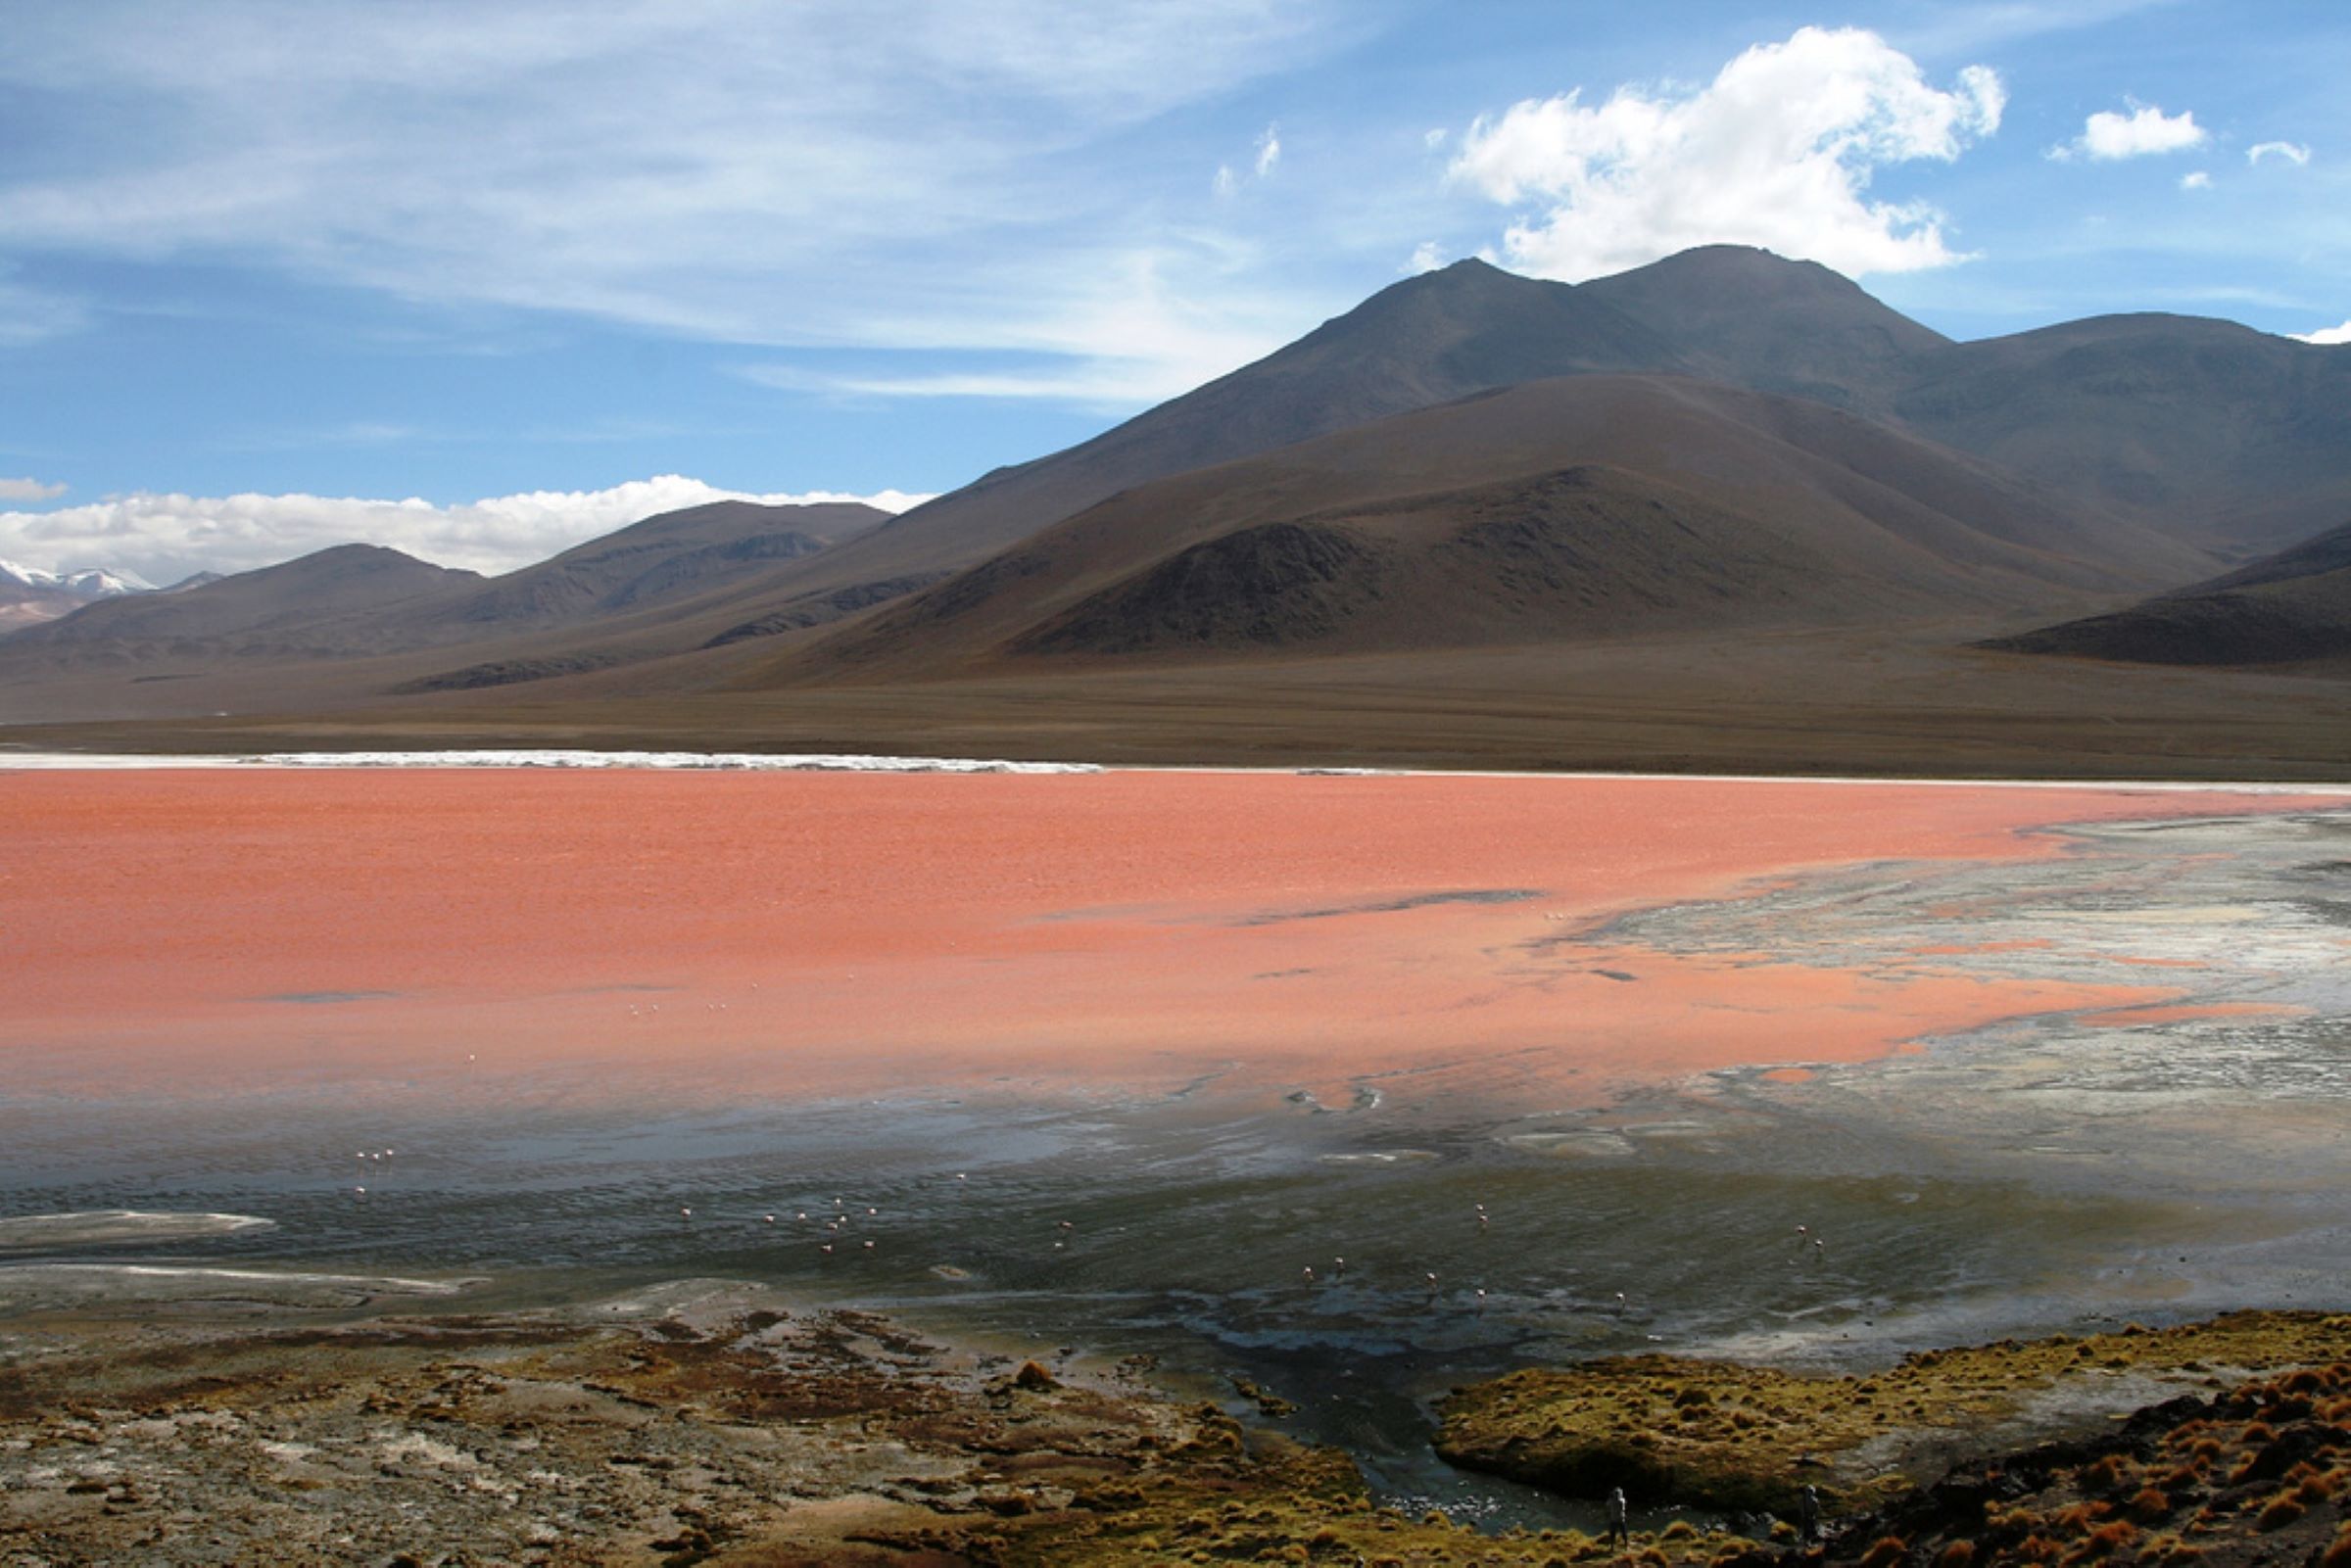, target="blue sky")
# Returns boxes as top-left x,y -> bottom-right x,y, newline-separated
2,0 -> 2344,584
